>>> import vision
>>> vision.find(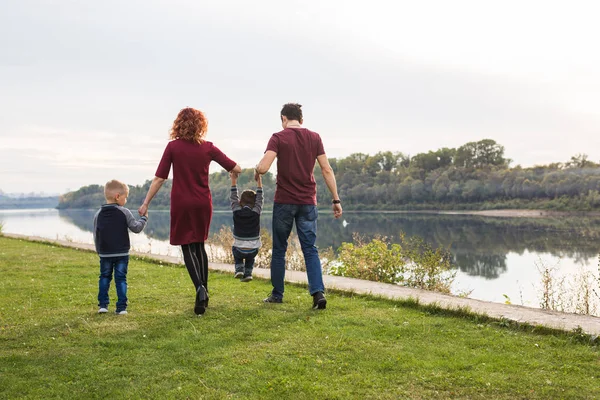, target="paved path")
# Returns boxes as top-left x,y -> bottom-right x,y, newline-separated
5,233 -> 600,336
